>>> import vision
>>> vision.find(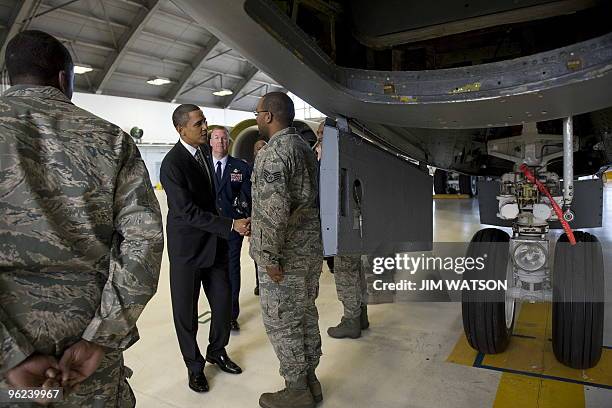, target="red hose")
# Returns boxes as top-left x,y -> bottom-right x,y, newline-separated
519,164 -> 576,245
